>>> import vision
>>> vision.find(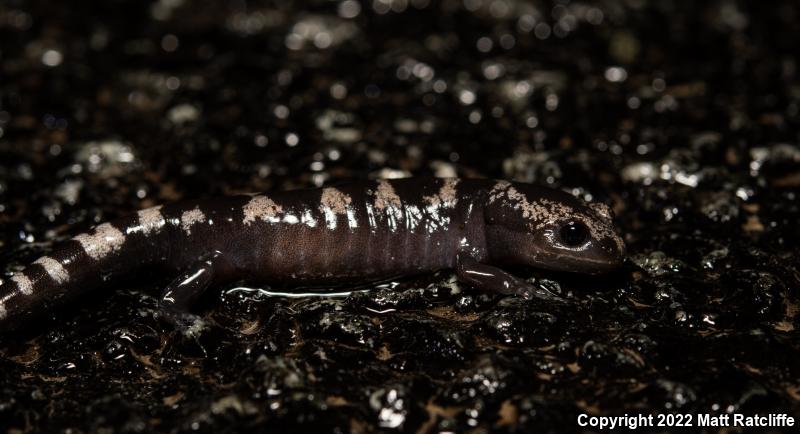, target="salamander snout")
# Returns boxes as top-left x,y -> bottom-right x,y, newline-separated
484,181 -> 626,274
